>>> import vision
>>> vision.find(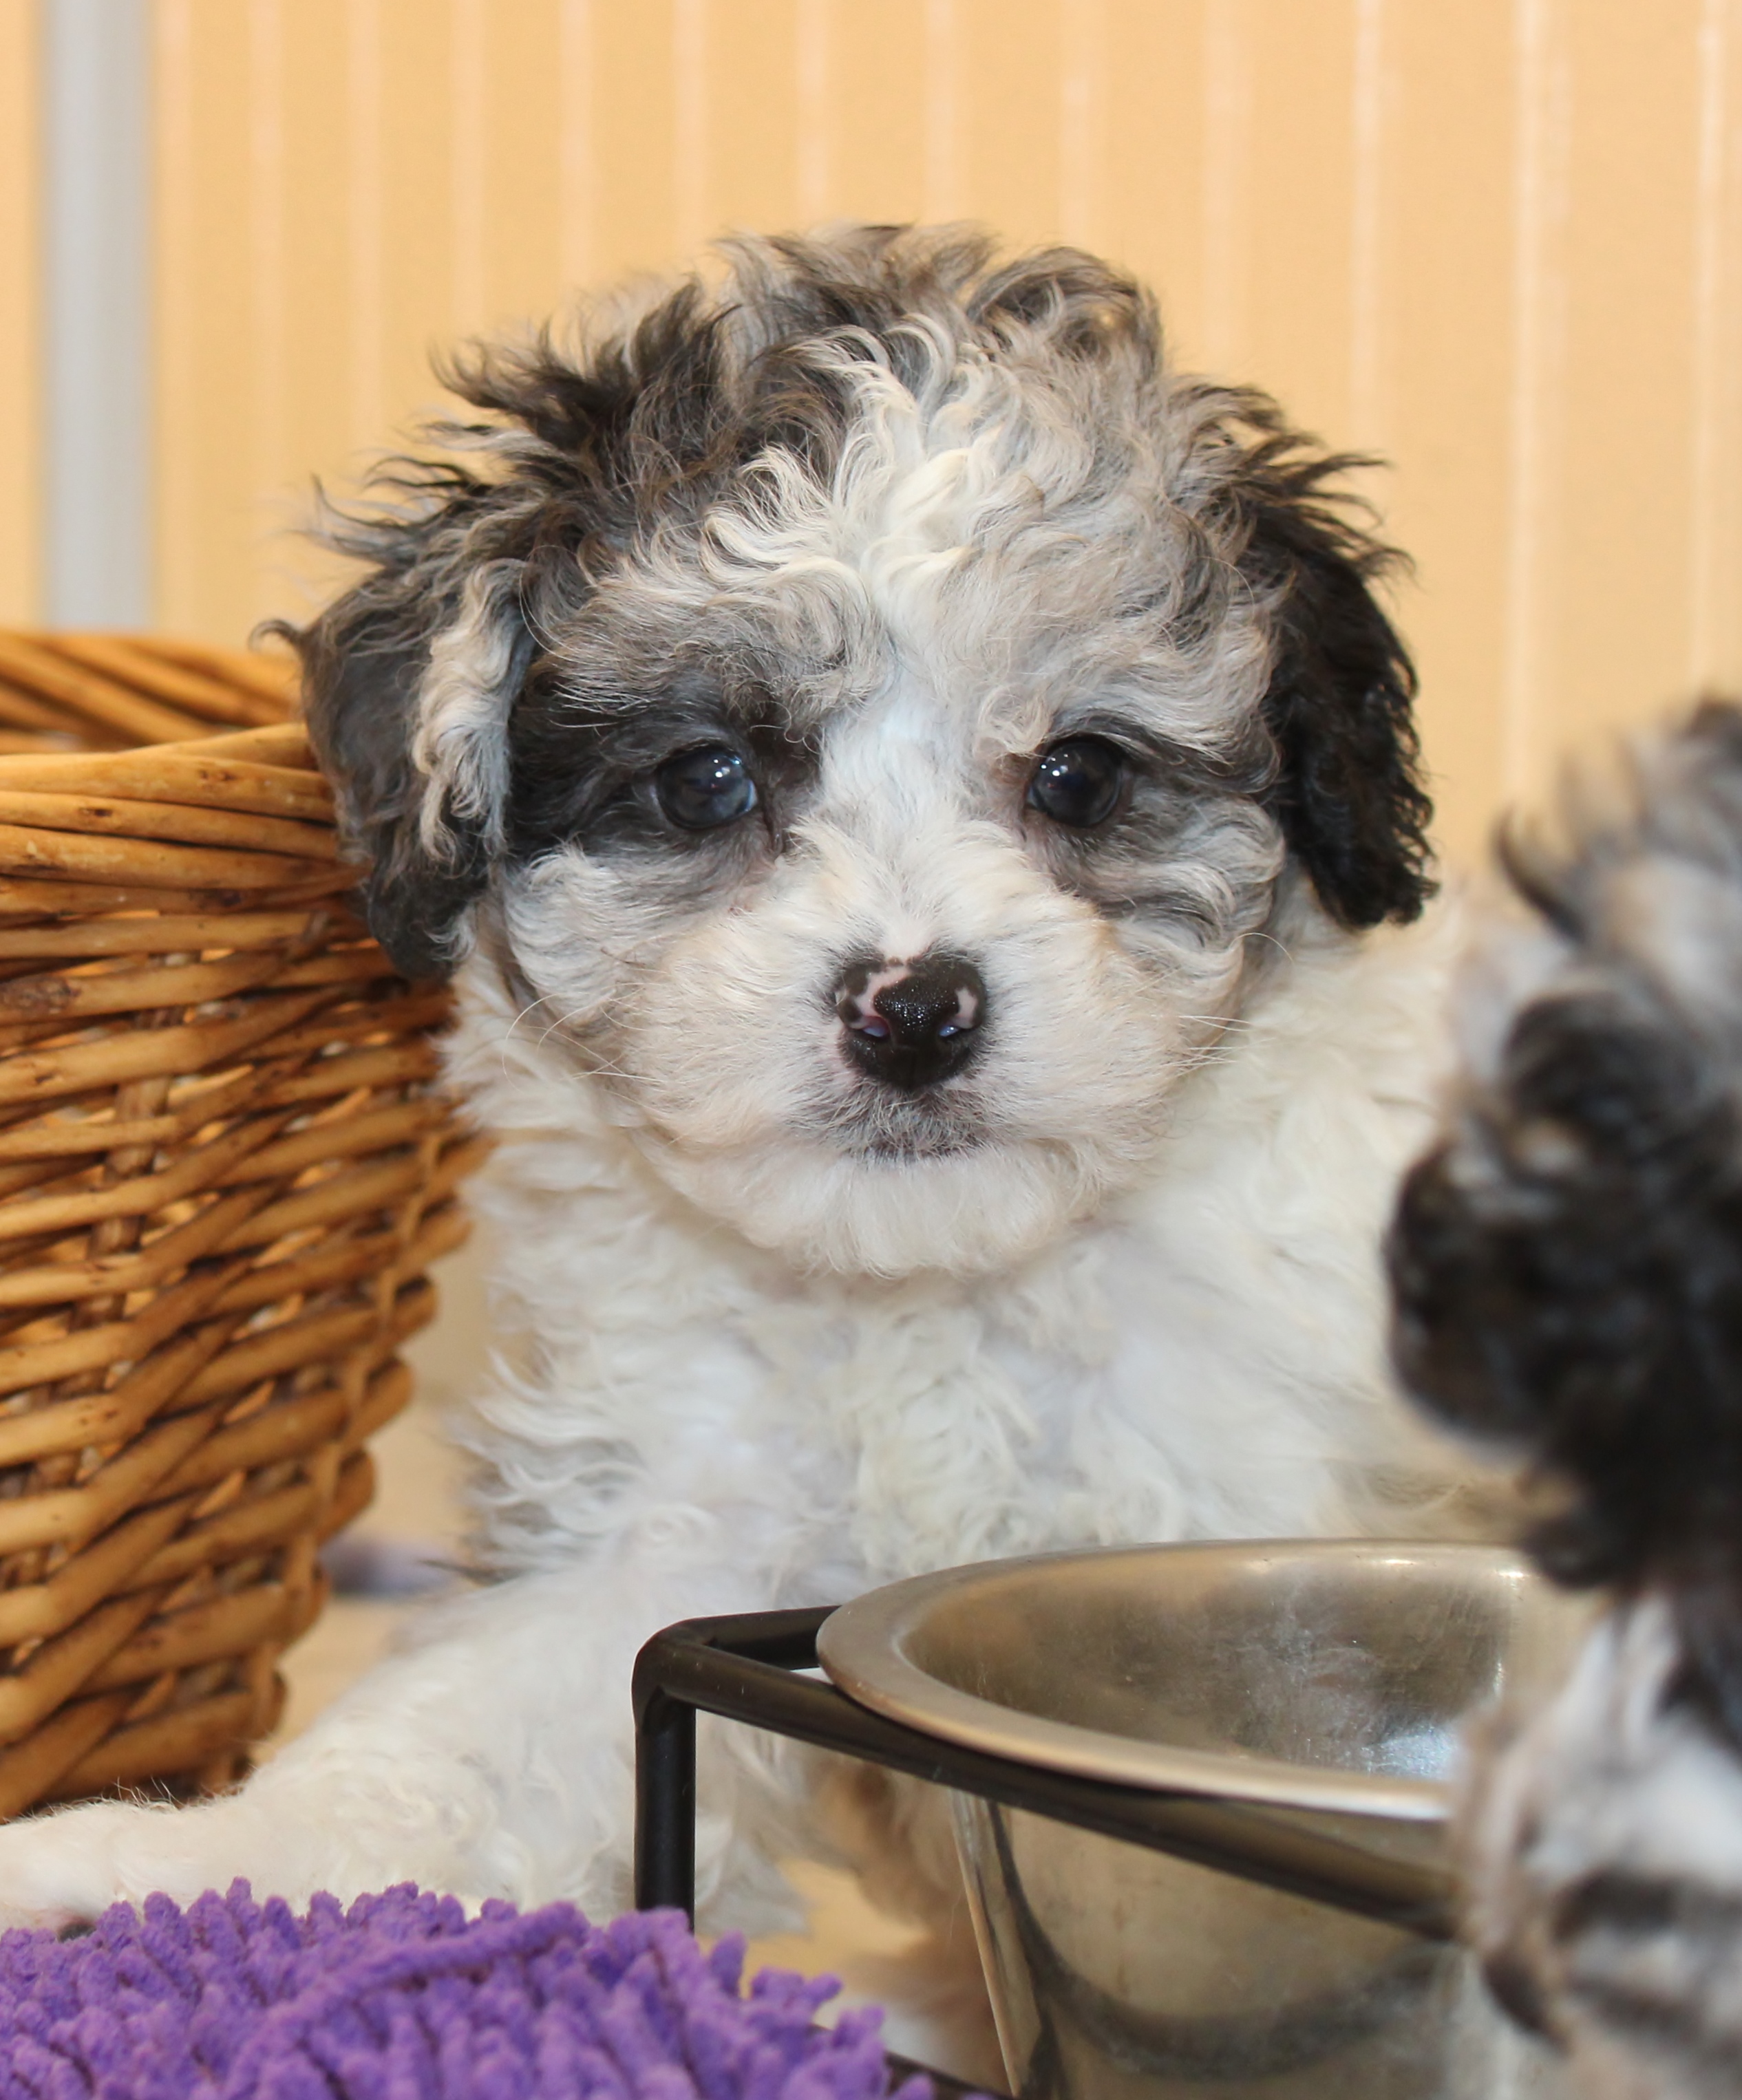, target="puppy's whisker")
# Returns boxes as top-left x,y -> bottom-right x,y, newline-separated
496,992 -> 580,1078
504,993 -> 563,1040
575,1056 -> 635,1082
535,1009 -> 597,1051
527,1005 -> 636,1080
